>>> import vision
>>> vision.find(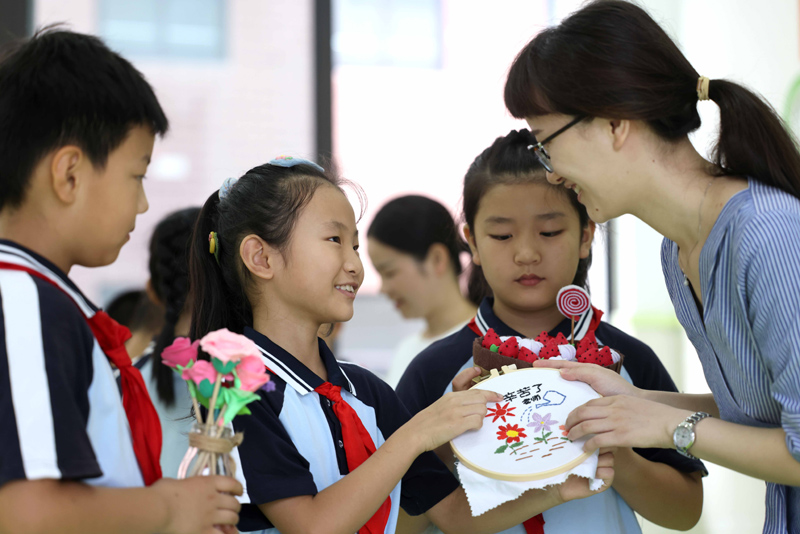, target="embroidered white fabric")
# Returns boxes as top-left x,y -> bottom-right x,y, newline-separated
456,451 -> 604,516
